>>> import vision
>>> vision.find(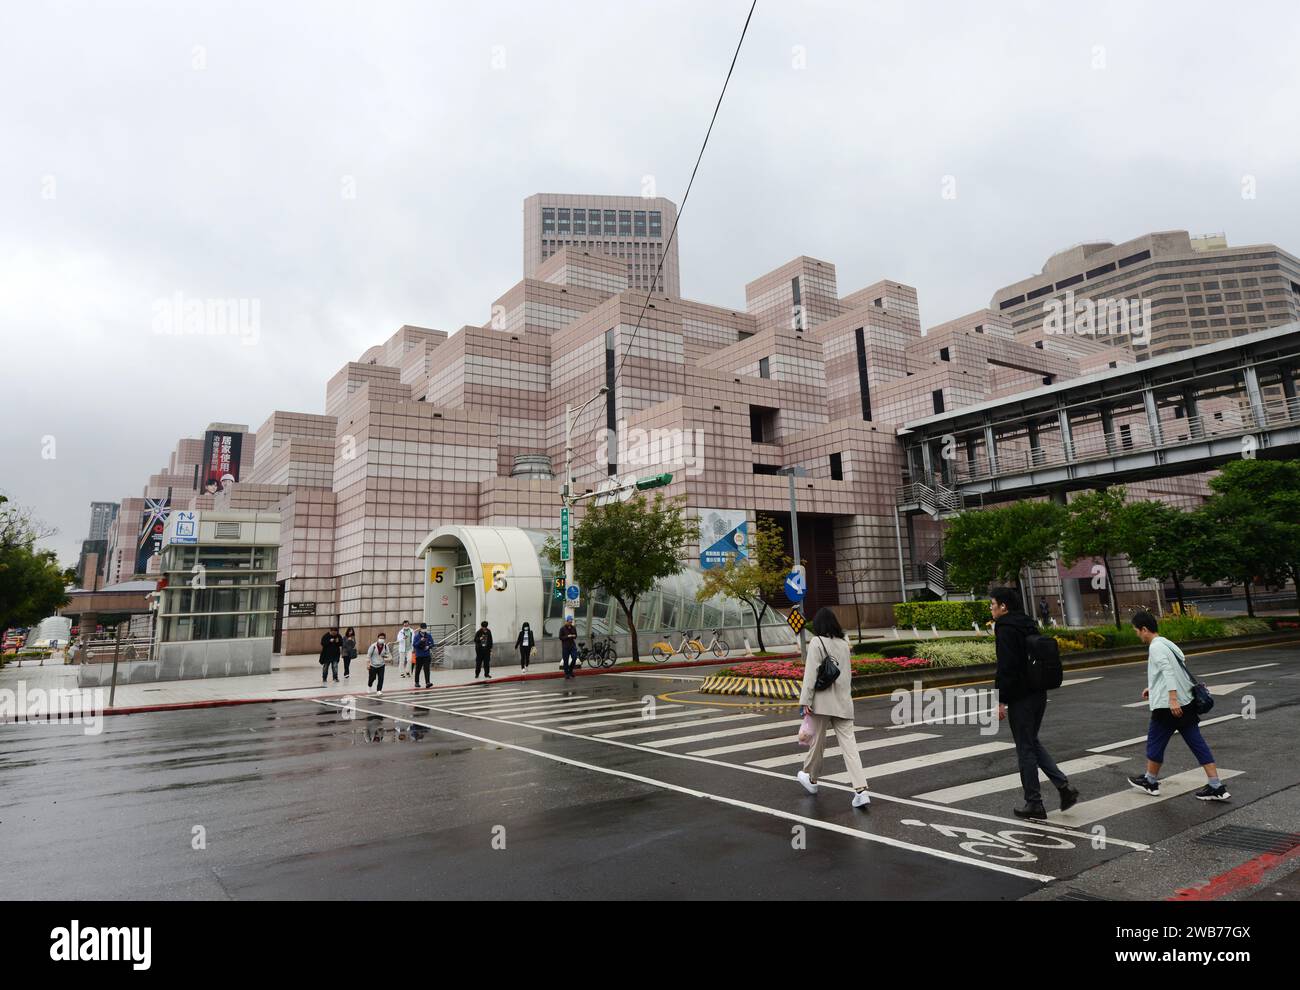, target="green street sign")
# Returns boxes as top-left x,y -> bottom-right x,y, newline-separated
635,472 -> 673,491
560,507 -> 571,561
